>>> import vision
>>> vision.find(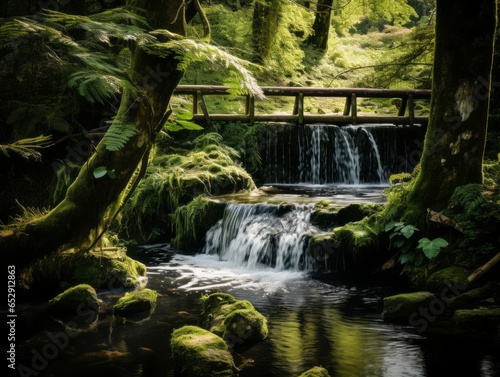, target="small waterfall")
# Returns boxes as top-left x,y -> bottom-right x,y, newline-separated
203,203 -> 321,271
255,123 -> 426,185
298,124 -> 385,184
